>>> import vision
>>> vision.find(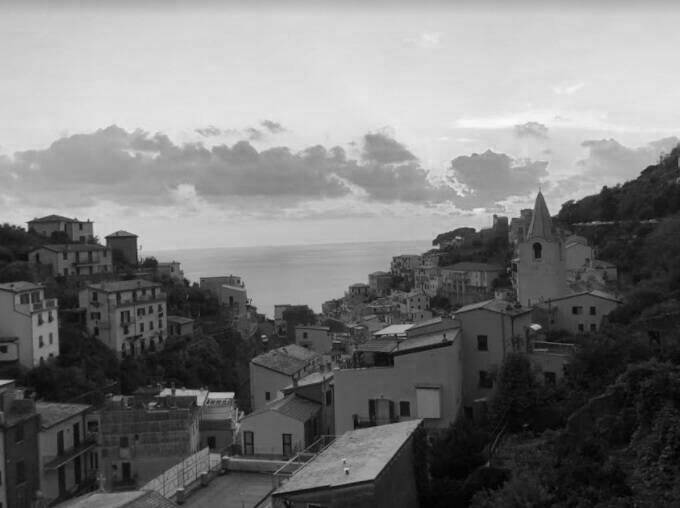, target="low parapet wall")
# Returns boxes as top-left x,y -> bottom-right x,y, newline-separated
224,456 -> 305,474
